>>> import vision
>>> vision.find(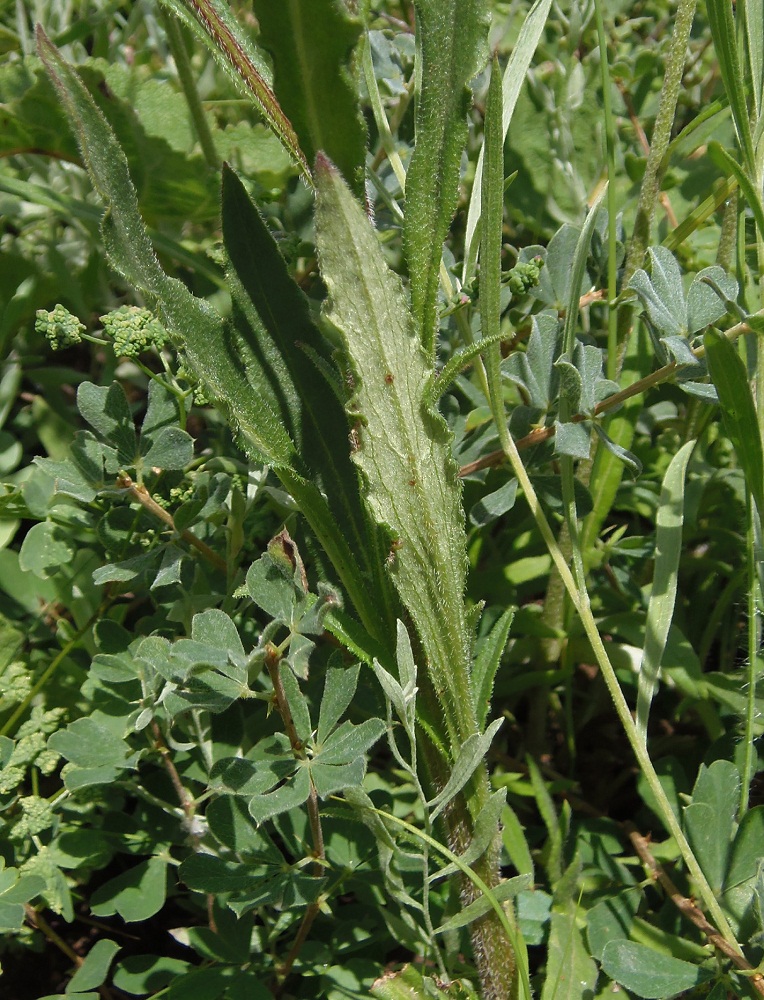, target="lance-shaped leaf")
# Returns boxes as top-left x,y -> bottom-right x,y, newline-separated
314,154 -> 480,748
405,0 -> 490,354
36,28 -> 387,642
158,0 -> 311,182
222,166 -> 395,641
252,0 -> 366,197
